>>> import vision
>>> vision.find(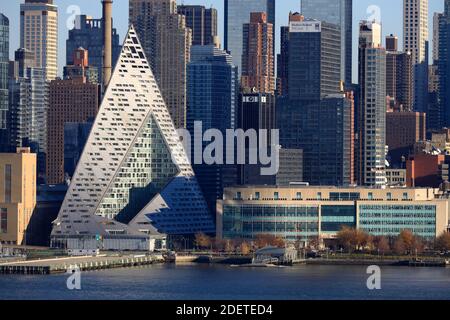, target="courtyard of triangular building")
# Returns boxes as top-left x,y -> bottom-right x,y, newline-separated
50,26 -> 215,251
